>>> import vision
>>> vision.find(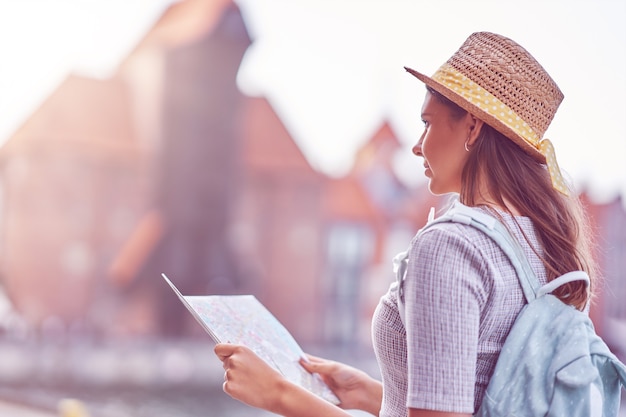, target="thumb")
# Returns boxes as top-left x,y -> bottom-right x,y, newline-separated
214,342 -> 237,361
299,357 -> 318,373
300,356 -> 334,375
